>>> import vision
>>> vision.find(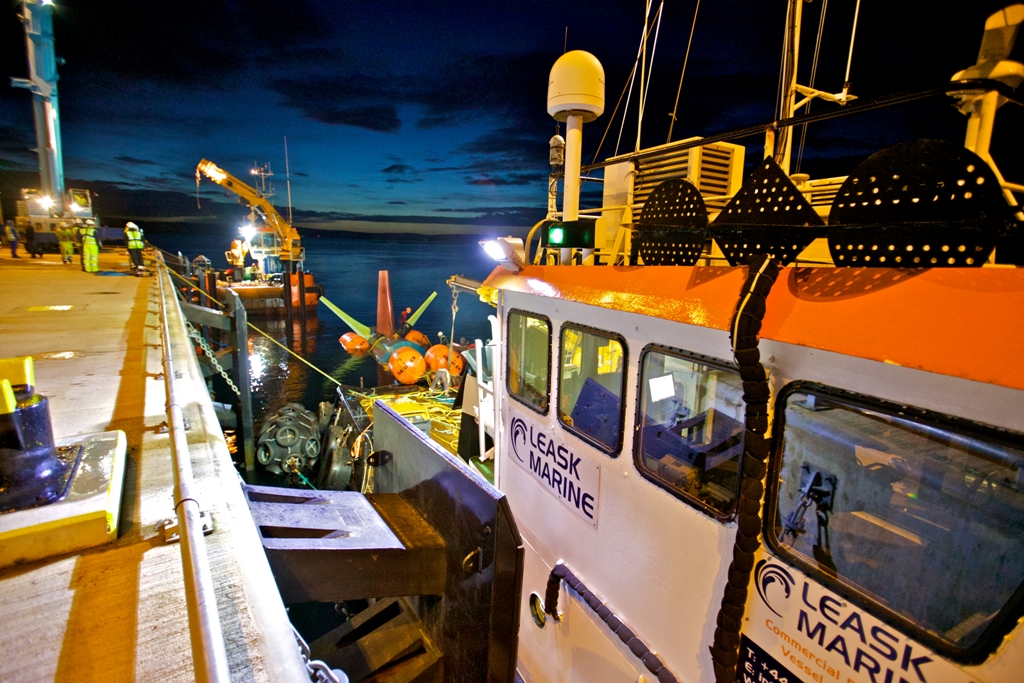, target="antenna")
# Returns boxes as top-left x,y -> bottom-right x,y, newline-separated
249,162 -> 274,198
284,136 -> 293,224
564,26 -> 568,53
